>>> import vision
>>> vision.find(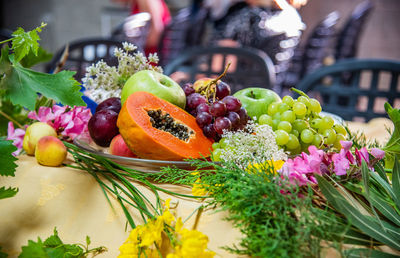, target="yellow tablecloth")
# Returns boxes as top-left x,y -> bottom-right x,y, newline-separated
0,117 -> 394,257
0,156 -> 243,257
